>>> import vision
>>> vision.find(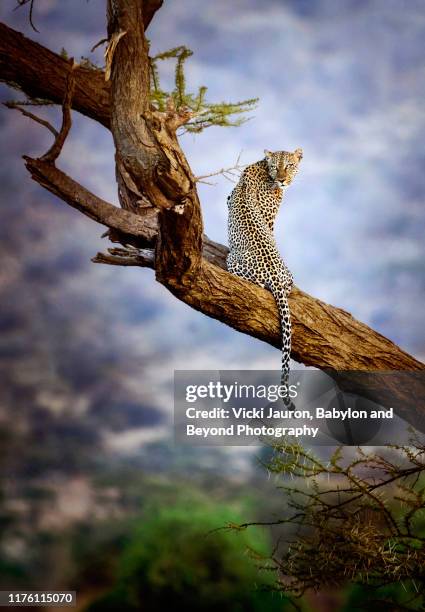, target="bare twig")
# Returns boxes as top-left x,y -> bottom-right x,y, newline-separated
91,38 -> 109,53
195,151 -> 246,185
3,101 -> 58,136
40,60 -> 76,163
3,98 -> 54,107
14,0 -> 39,33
